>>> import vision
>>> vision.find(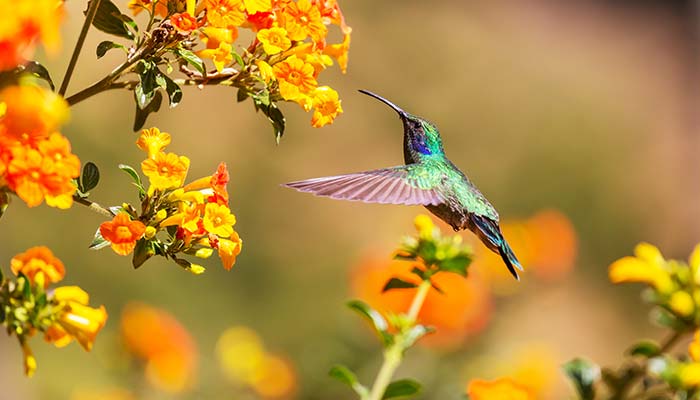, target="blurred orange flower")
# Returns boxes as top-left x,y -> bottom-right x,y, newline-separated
46,286 -> 108,351
127,0 -> 168,17
351,256 -> 492,347
217,326 -> 297,398
0,84 -> 69,140
467,377 -> 535,400
10,246 -> 65,288
0,0 -> 64,70
70,388 -> 134,400
99,213 -> 147,256
470,209 -> 577,293
120,302 -> 197,393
